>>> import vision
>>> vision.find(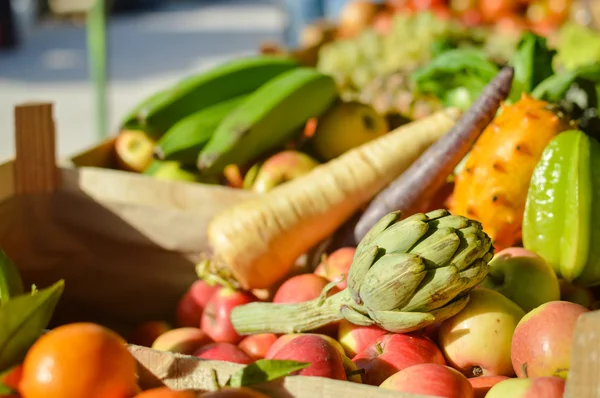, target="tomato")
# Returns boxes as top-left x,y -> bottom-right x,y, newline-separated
410,0 -> 447,10
479,0 -> 521,23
